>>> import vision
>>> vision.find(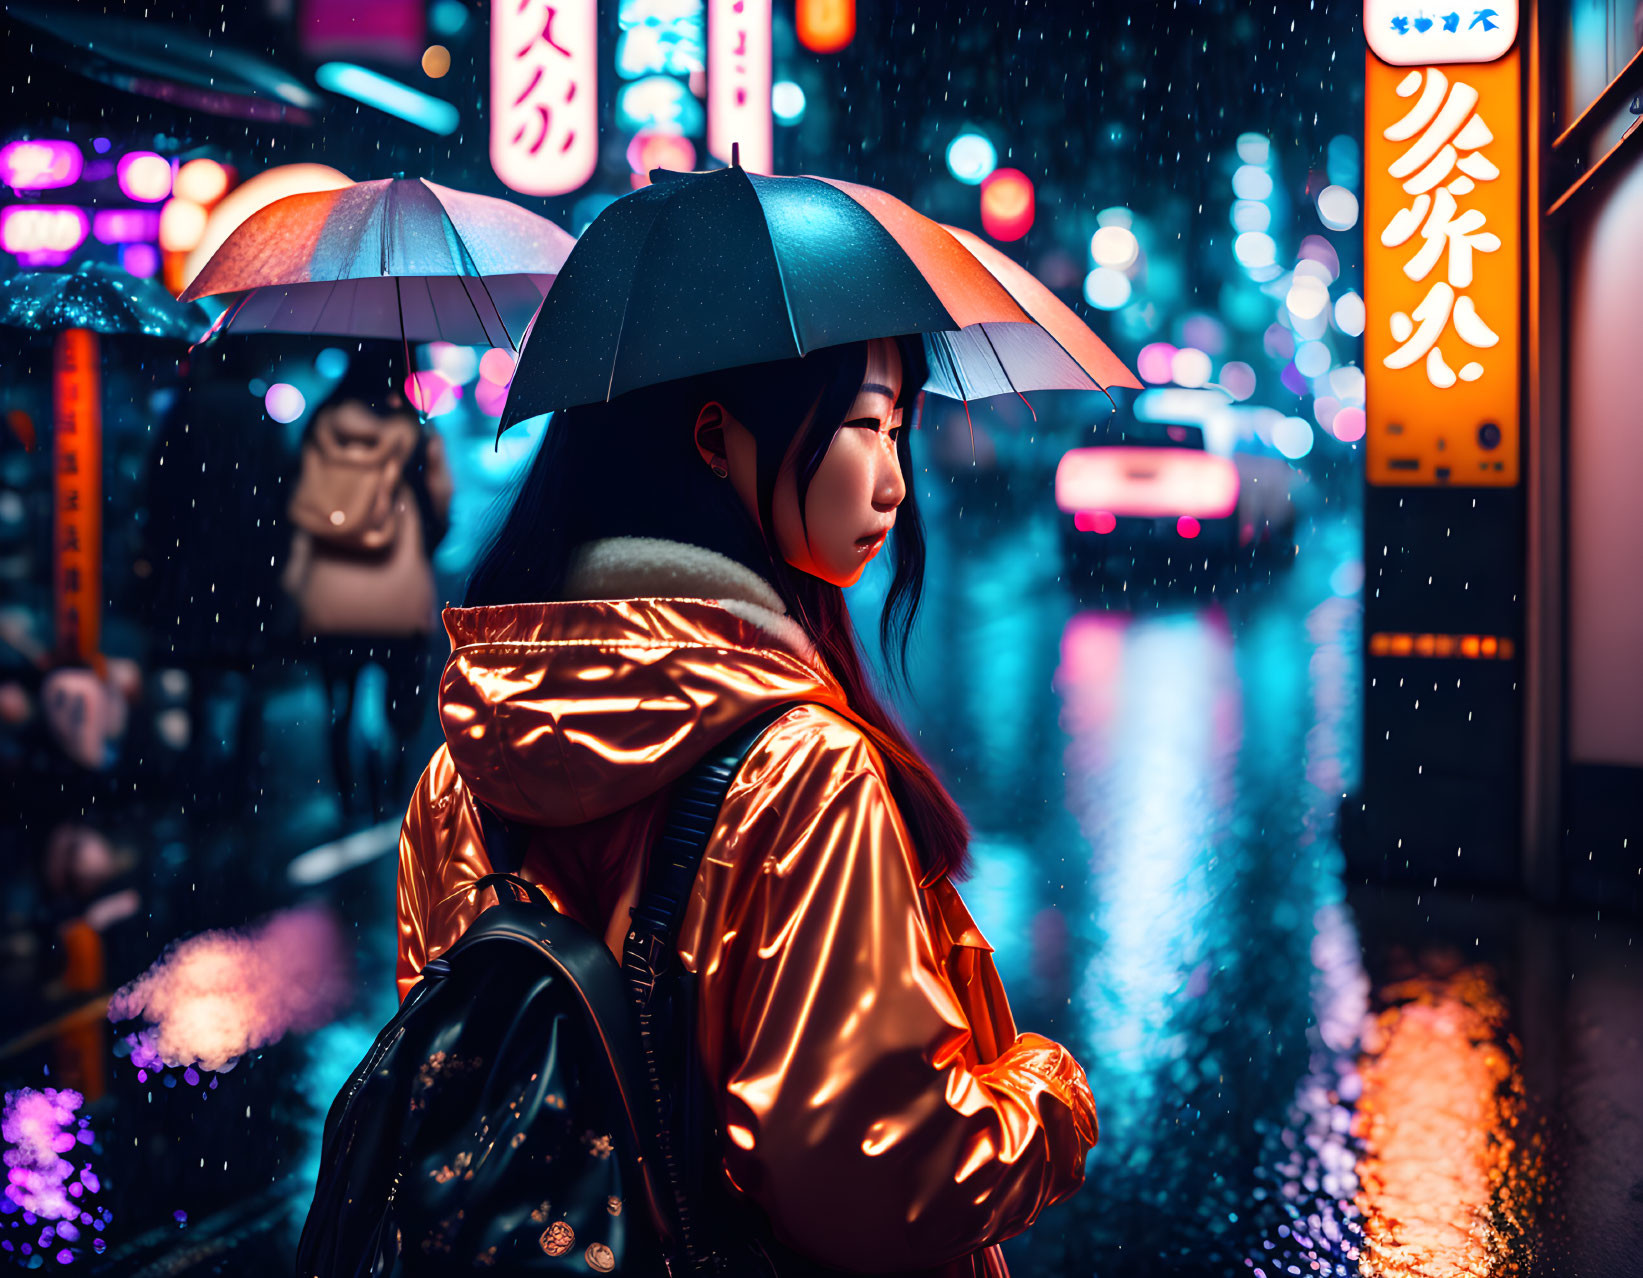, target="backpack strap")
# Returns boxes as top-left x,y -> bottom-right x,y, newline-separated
622,702 -> 803,1274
